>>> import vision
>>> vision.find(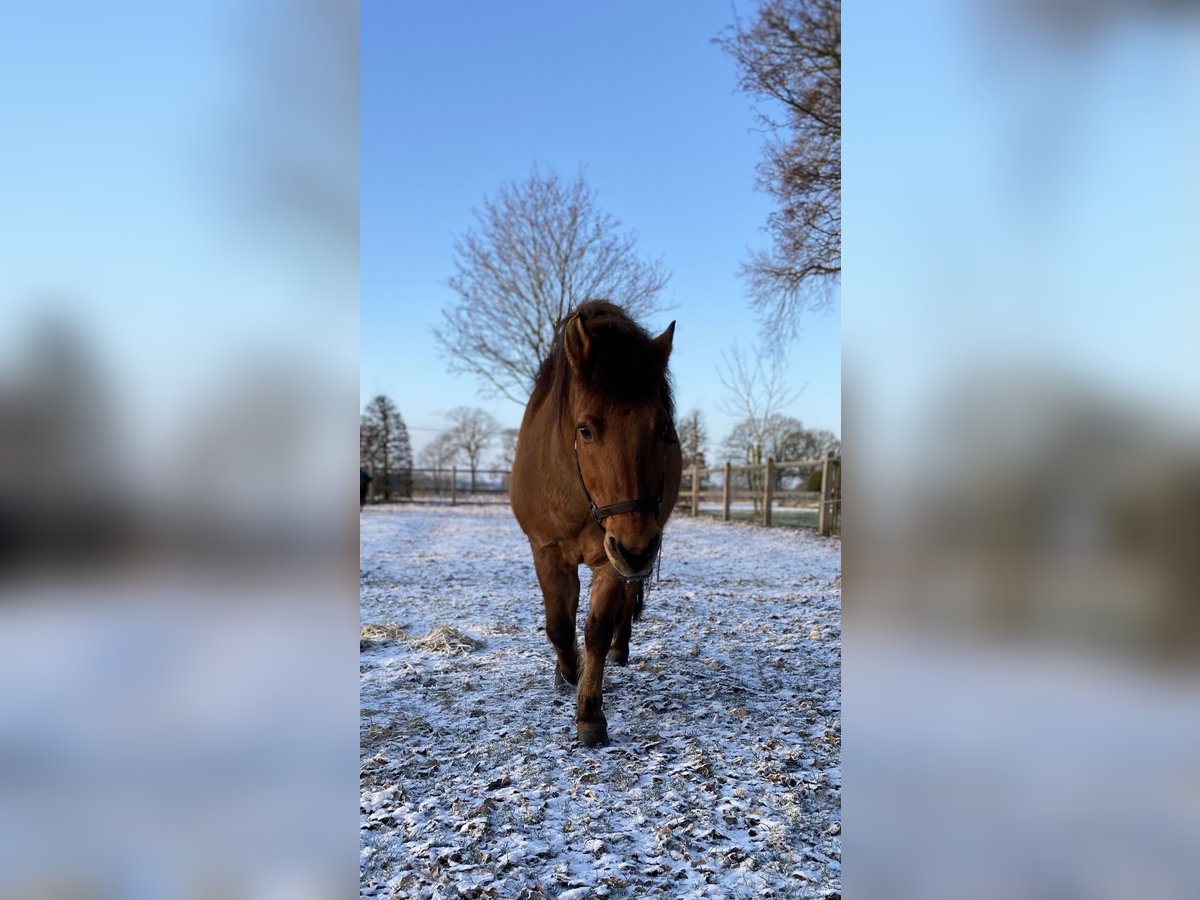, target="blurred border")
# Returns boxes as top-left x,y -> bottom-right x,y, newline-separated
1,1 -> 359,896
845,0 -> 1200,896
